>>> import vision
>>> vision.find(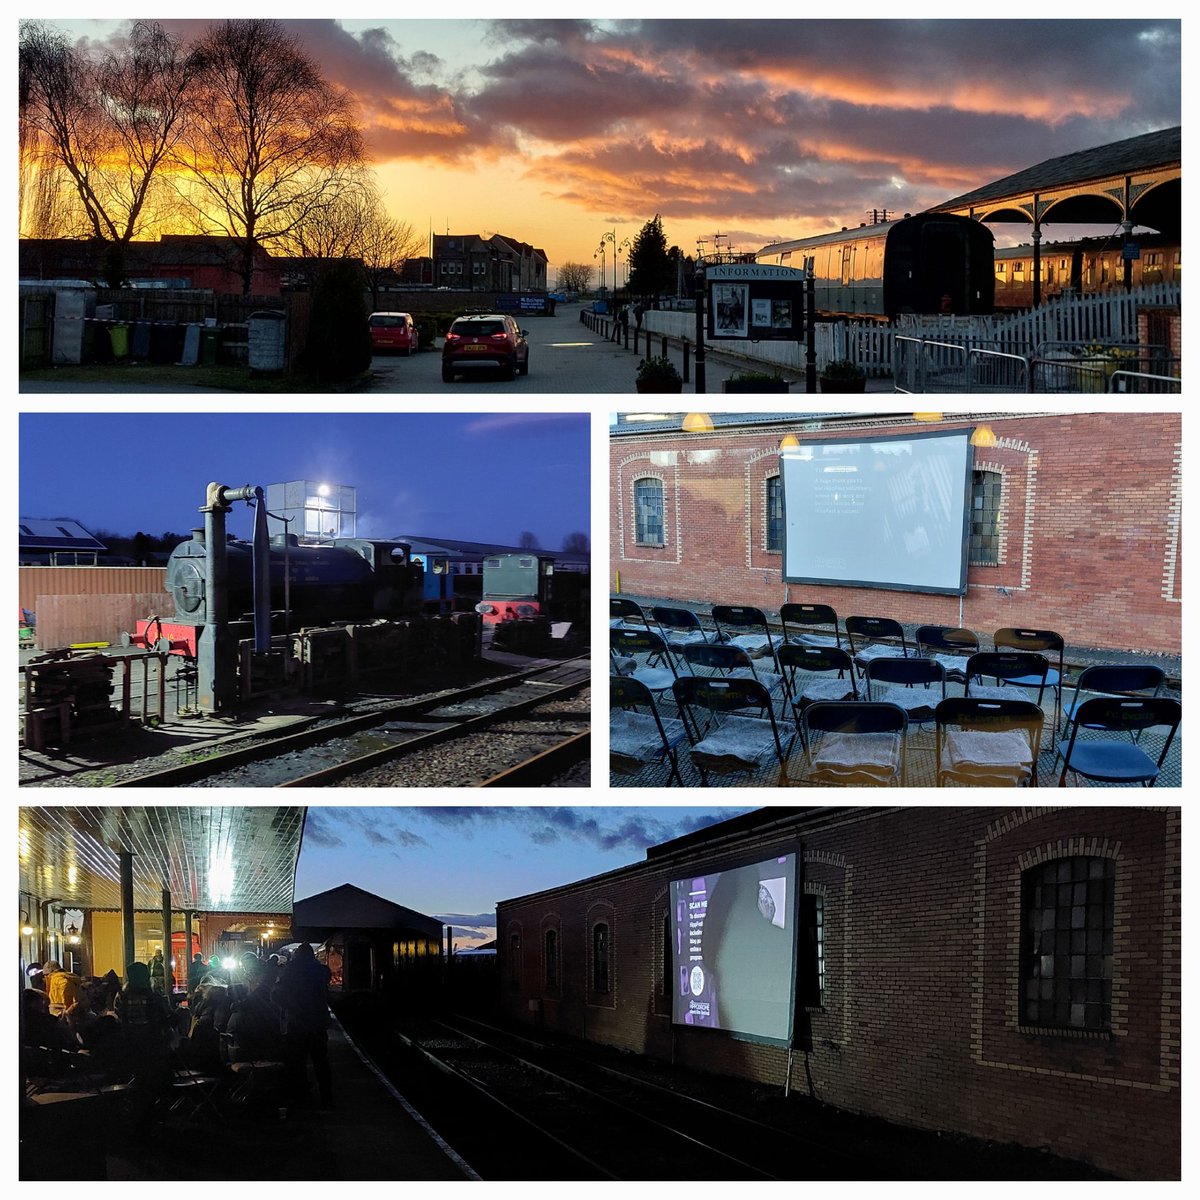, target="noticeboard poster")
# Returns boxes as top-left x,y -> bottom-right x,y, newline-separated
706,264 -> 805,340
